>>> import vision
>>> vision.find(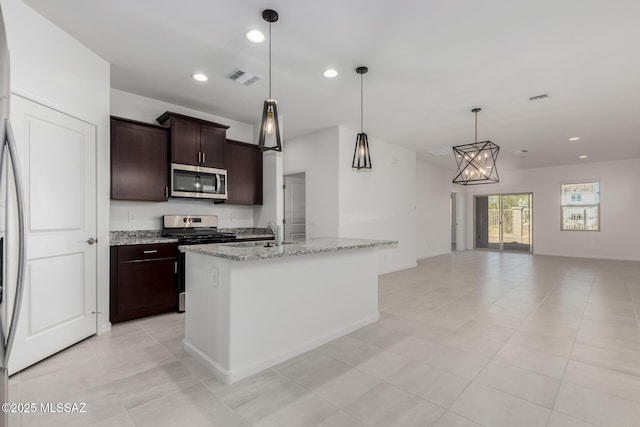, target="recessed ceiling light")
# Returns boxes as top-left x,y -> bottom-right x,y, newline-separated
245,30 -> 265,43
191,73 -> 208,82
323,69 -> 338,78
578,155 -> 588,159
569,137 -> 580,141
